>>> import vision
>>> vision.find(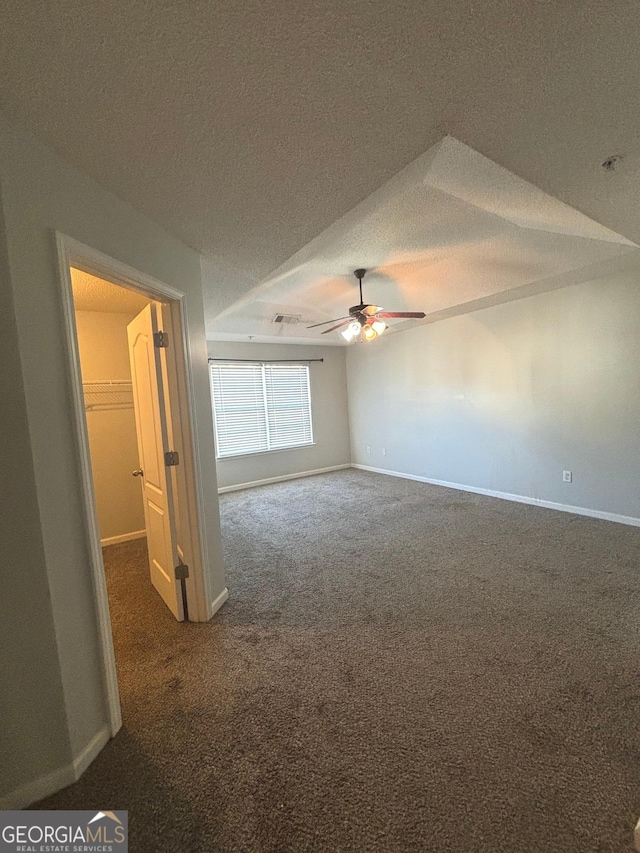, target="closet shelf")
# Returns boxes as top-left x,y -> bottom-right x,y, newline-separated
83,379 -> 134,411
